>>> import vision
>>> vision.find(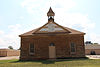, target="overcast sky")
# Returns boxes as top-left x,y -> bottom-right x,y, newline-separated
0,0 -> 100,49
